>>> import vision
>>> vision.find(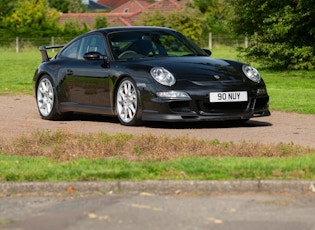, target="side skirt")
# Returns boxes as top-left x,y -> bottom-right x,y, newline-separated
60,102 -> 115,115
